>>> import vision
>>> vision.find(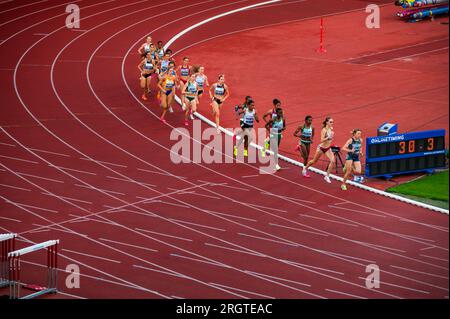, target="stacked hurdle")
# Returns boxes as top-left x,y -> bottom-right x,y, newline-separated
8,239 -> 59,299
1,233 -> 17,288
